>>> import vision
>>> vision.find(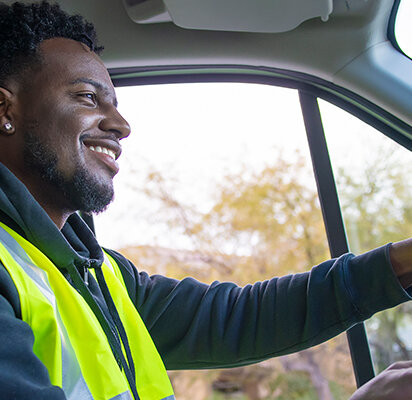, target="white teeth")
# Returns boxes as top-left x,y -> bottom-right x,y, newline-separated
87,145 -> 116,160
